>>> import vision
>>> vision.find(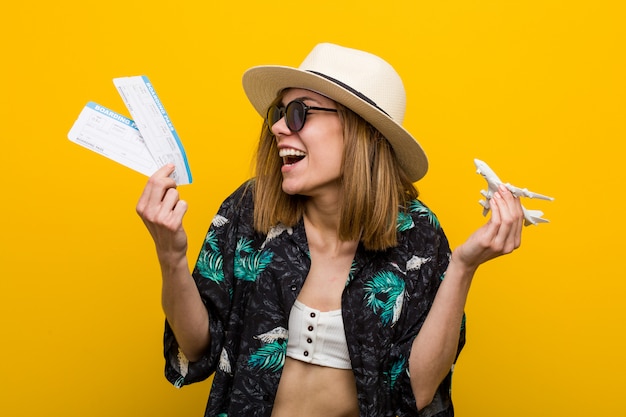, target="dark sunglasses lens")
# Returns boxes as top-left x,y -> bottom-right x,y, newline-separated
286,101 -> 306,131
267,105 -> 282,127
